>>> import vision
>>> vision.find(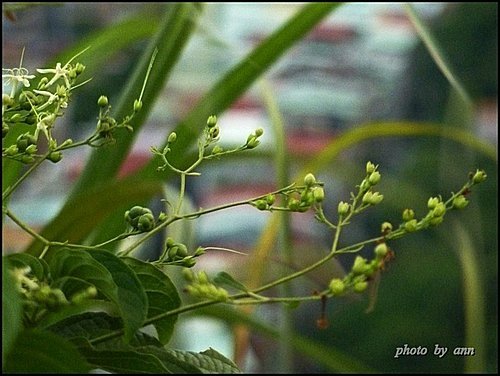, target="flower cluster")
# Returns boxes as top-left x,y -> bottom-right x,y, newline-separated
183,269 -> 229,302
155,237 -> 205,267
